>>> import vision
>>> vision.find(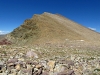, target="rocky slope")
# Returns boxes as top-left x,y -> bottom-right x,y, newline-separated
6,12 -> 100,45
0,45 -> 100,75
